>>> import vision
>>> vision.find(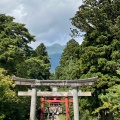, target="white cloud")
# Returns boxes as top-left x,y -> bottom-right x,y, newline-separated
9,4 -> 27,23
0,0 -> 83,48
